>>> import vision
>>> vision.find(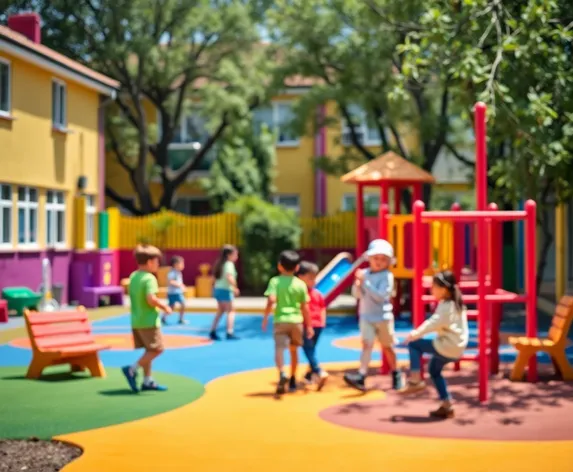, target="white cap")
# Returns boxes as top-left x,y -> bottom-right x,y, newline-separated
366,239 -> 394,258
